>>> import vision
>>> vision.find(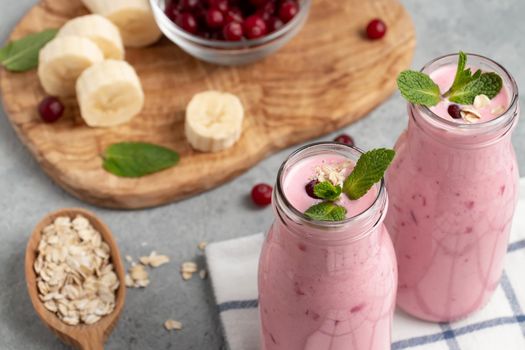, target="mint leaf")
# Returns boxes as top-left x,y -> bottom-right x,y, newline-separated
102,142 -> 180,178
448,72 -> 503,104
445,51 -> 477,96
0,29 -> 58,72
343,148 -> 395,200
445,51 -> 503,104
313,181 -> 342,201
304,202 -> 347,221
396,70 -> 441,106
